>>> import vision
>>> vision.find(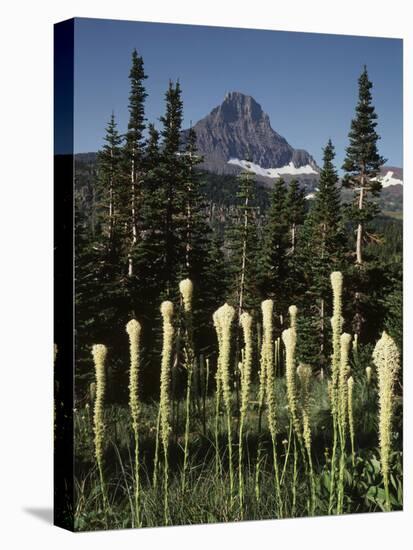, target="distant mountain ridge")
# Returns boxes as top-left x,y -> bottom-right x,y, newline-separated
181,91 -> 318,178
74,91 -> 403,198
